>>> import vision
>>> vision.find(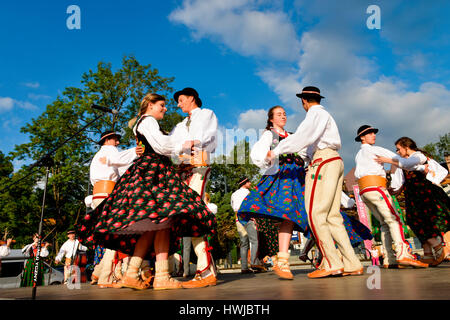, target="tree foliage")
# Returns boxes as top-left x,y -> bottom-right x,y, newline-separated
2,56 -> 179,251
